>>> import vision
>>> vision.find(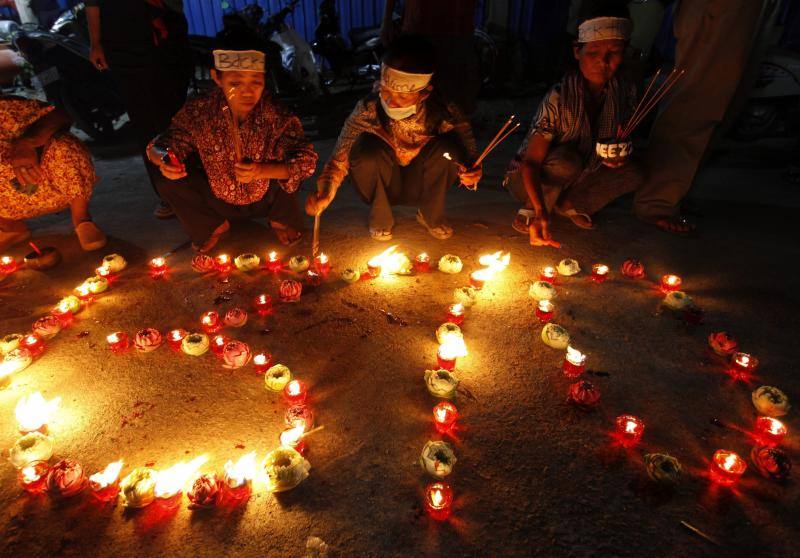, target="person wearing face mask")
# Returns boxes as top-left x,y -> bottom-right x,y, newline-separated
146,32 -> 318,253
306,36 -> 480,241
